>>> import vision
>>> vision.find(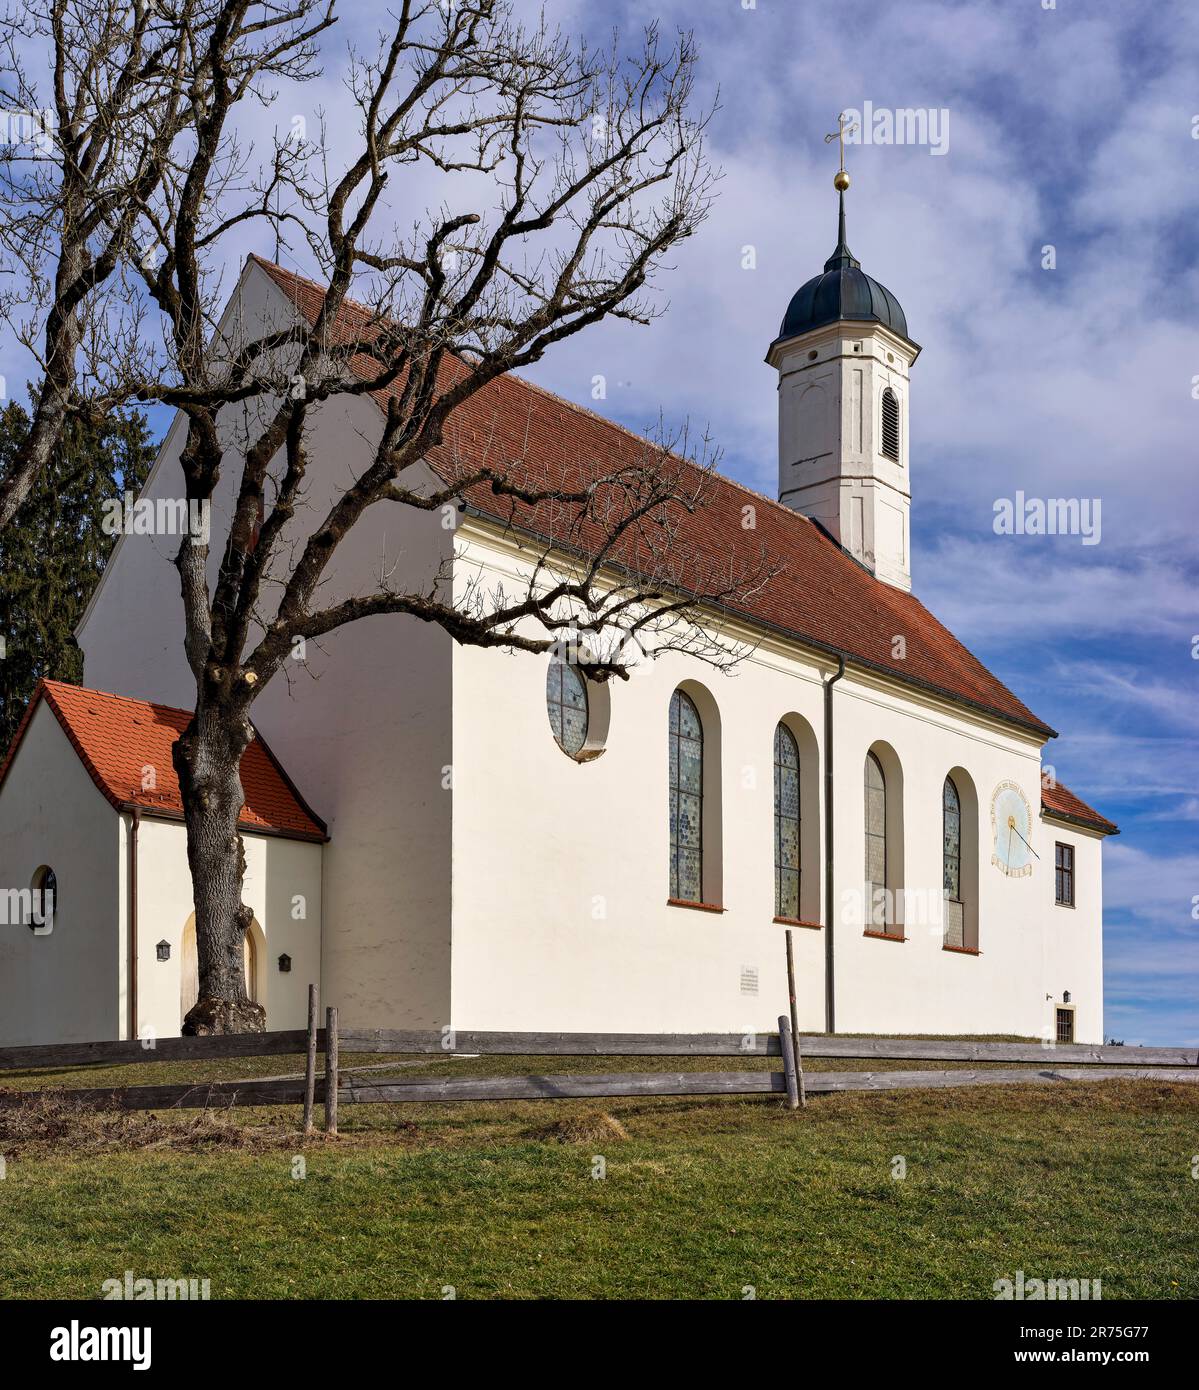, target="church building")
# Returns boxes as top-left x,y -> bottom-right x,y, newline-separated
0,180 -> 1117,1047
